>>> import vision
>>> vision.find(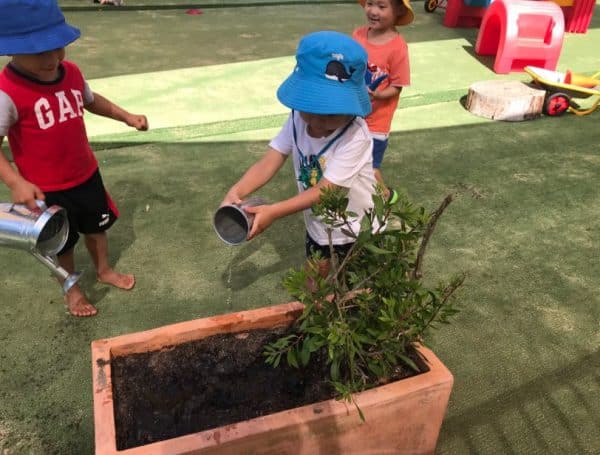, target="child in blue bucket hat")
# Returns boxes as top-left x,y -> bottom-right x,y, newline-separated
0,0 -> 148,317
221,31 -> 377,275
